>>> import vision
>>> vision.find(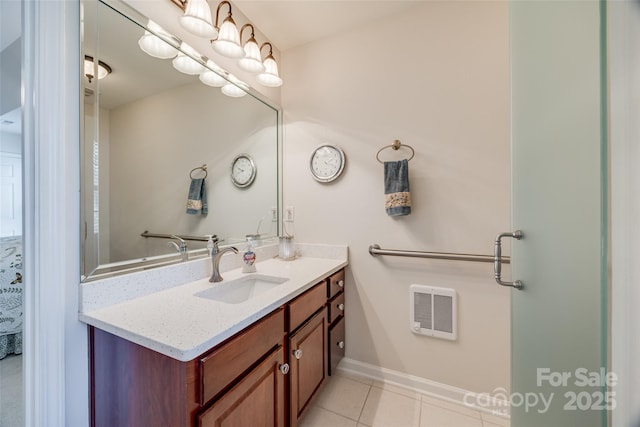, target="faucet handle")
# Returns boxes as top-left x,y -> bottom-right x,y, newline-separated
171,234 -> 186,244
